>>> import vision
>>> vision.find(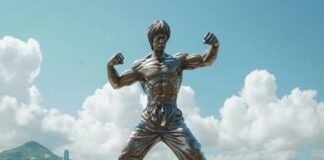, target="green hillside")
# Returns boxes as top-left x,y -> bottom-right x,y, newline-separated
0,141 -> 61,160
